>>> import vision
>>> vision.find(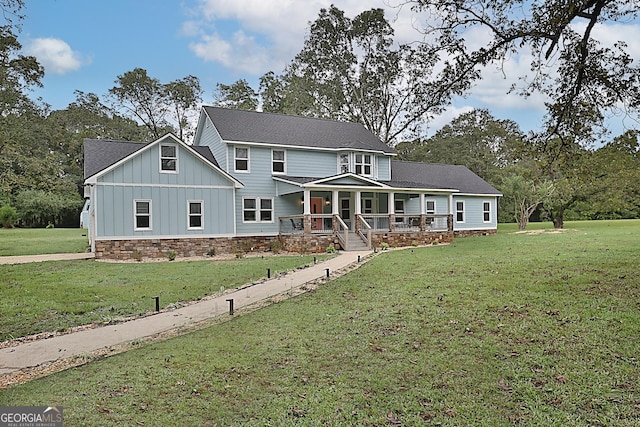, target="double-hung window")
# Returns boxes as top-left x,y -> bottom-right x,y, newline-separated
272,149 -> 286,174
426,200 -> 436,215
483,201 -> 491,223
355,154 -> 372,176
188,201 -> 203,230
235,147 -> 249,172
339,153 -> 350,174
160,144 -> 177,173
456,201 -> 465,223
134,200 -> 151,230
243,197 -> 273,222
